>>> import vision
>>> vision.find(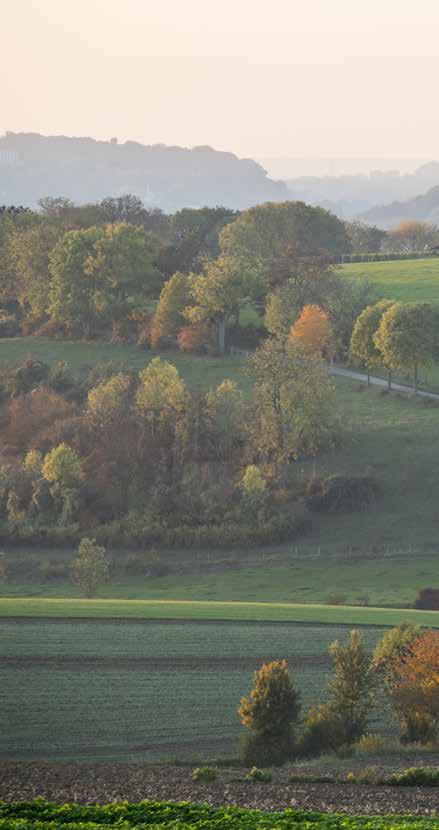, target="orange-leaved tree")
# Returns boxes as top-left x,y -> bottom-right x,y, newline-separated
391,629 -> 439,741
290,304 -> 334,358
